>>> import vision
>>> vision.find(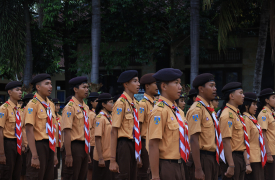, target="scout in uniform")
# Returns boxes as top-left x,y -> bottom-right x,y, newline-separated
93,93 -> 114,179
186,73 -> 224,180
25,74 -> 58,180
239,92 -> 266,180
175,94 -> 186,111
109,70 -> 141,180
211,96 -> 220,109
0,81 -> 23,179
53,98 -> 62,180
61,76 -> 91,180
219,82 -> 251,180
257,88 -> 275,180
148,68 -> 188,180
187,88 -> 197,106
138,73 -> 158,179
21,93 -> 34,180
87,92 -> 99,180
